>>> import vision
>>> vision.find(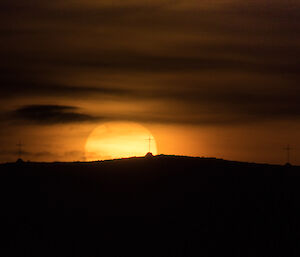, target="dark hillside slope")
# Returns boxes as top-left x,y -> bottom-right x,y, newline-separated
0,155 -> 299,257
